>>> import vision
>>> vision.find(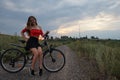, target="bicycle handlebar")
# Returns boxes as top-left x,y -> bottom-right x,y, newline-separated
44,31 -> 49,39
